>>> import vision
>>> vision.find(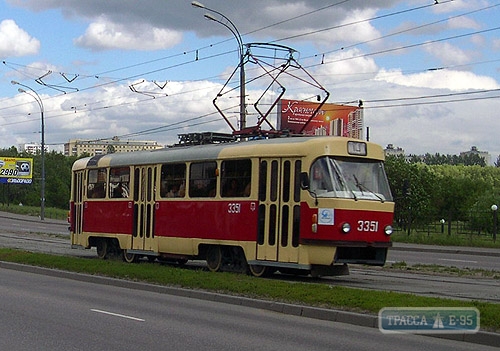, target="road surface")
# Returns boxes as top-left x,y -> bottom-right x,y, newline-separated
1,267 -> 497,351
